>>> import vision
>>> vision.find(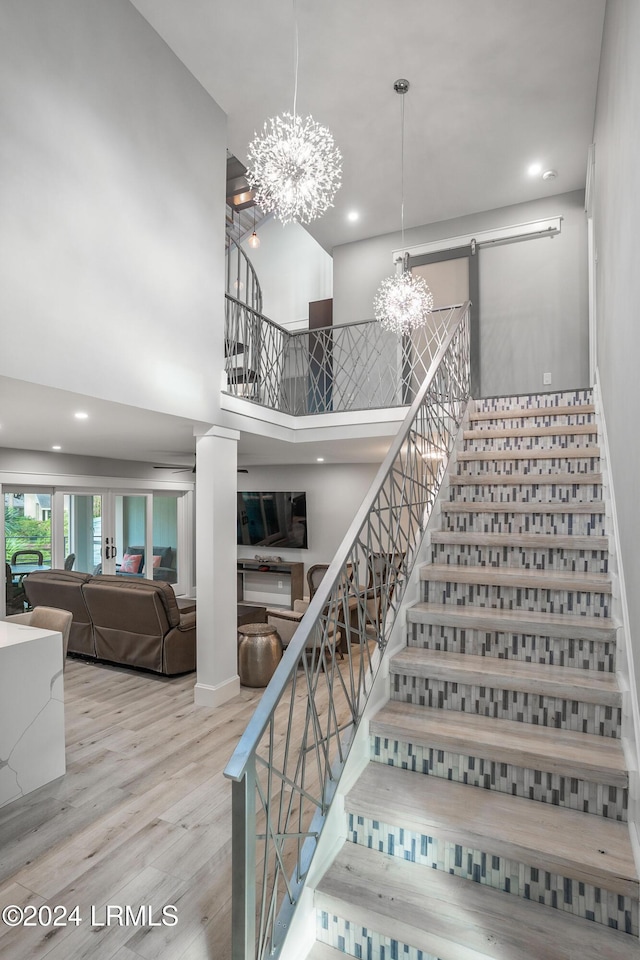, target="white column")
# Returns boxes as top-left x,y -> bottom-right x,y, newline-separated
194,425 -> 240,708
